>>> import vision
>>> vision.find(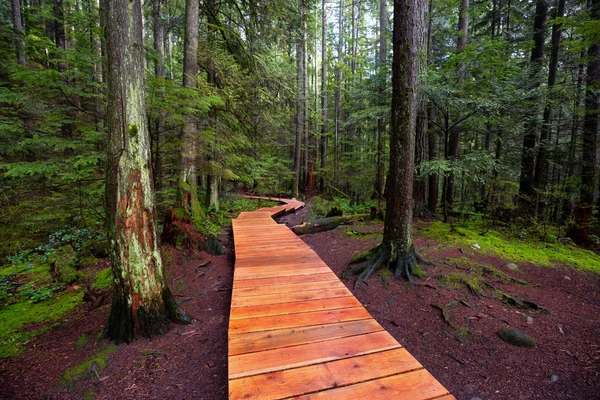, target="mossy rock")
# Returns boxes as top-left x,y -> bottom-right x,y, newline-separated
206,234 -> 226,255
48,245 -> 79,285
497,328 -> 537,347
